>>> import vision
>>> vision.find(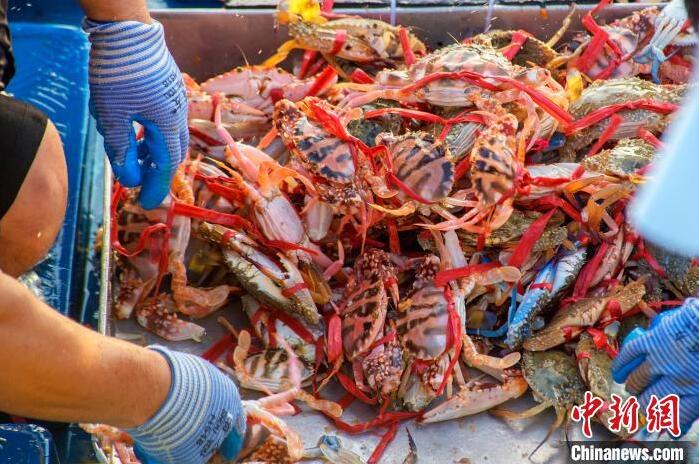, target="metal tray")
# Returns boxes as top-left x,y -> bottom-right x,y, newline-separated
98,4 -> 660,463
155,3 -> 650,82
